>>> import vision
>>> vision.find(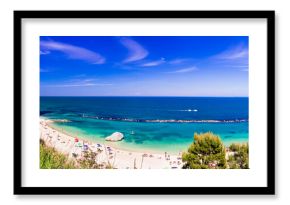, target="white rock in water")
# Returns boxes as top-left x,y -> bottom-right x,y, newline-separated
105,132 -> 124,142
